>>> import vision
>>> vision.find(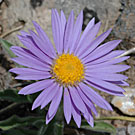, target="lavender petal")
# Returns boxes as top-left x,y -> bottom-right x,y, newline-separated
48,86 -> 63,117
85,76 -> 125,92
64,87 -> 72,124
19,79 -> 53,95
69,10 -> 83,53
79,82 -> 113,111
63,10 -> 74,53
80,28 -> 112,59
